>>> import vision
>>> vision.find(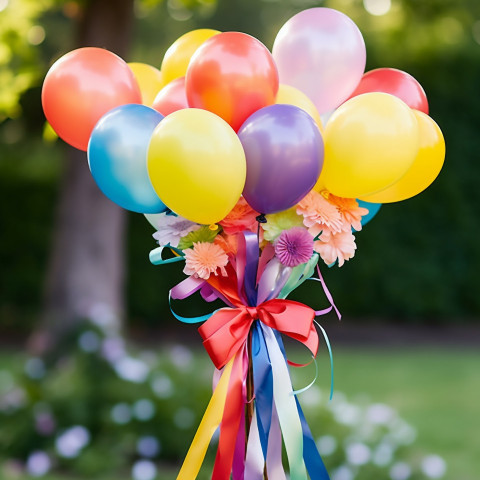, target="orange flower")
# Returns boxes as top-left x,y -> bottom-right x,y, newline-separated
219,197 -> 259,235
296,191 -> 344,235
326,194 -> 369,232
214,233 -> 238,257
183,242 -> 229,280
314,230 -> 357,267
